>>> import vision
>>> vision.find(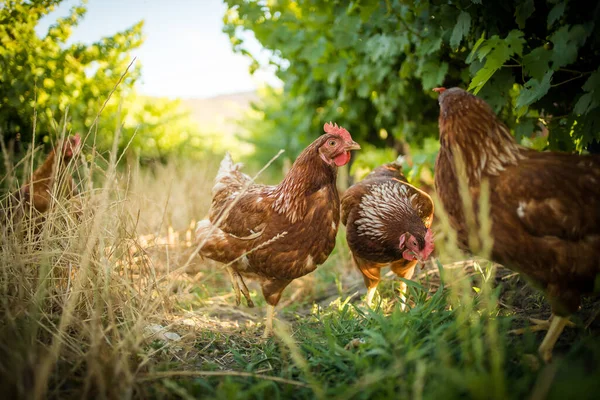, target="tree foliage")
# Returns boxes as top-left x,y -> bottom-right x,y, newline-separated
0,0 -> 214,168
0,0 -> 142,149
224,0 -> 600,168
